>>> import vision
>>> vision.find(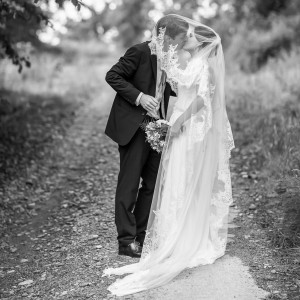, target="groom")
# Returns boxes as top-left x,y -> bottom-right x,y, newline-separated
105,15 -> 188,258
